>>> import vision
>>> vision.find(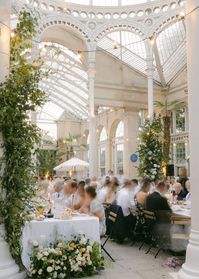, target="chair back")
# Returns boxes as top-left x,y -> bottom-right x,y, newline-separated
108,211 -> 118,223
171,215 -> 191,226
129,207 -> 139,217
143,210 -> 156,221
